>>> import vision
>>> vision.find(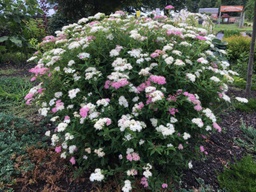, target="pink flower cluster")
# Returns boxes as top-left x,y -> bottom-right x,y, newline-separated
162,183 -> 168,188
183,92 -> 202,111
149,75 -> 166,85
196,35 -> 207,41
70,156 -> 76,165
29,64 -> 49,76
165,5 -> 174,10
80,106 -> 90,118
52,100 -> 64,113
126,152 -> 140,161
200,145 -> 208,155
104,79 -> 129,90
137,80 -> 151,92
150,49 -> 165,58
213,122 -> 222,132
140,177 -> 148,188
169,108 -> 179,115
167,29 -> 183,37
